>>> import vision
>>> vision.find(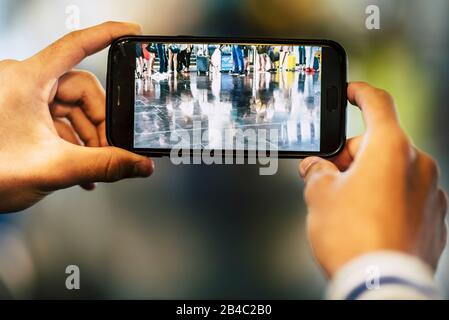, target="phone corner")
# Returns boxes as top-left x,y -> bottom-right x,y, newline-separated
323,134 -> 347,159
324,40 -> 347,58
